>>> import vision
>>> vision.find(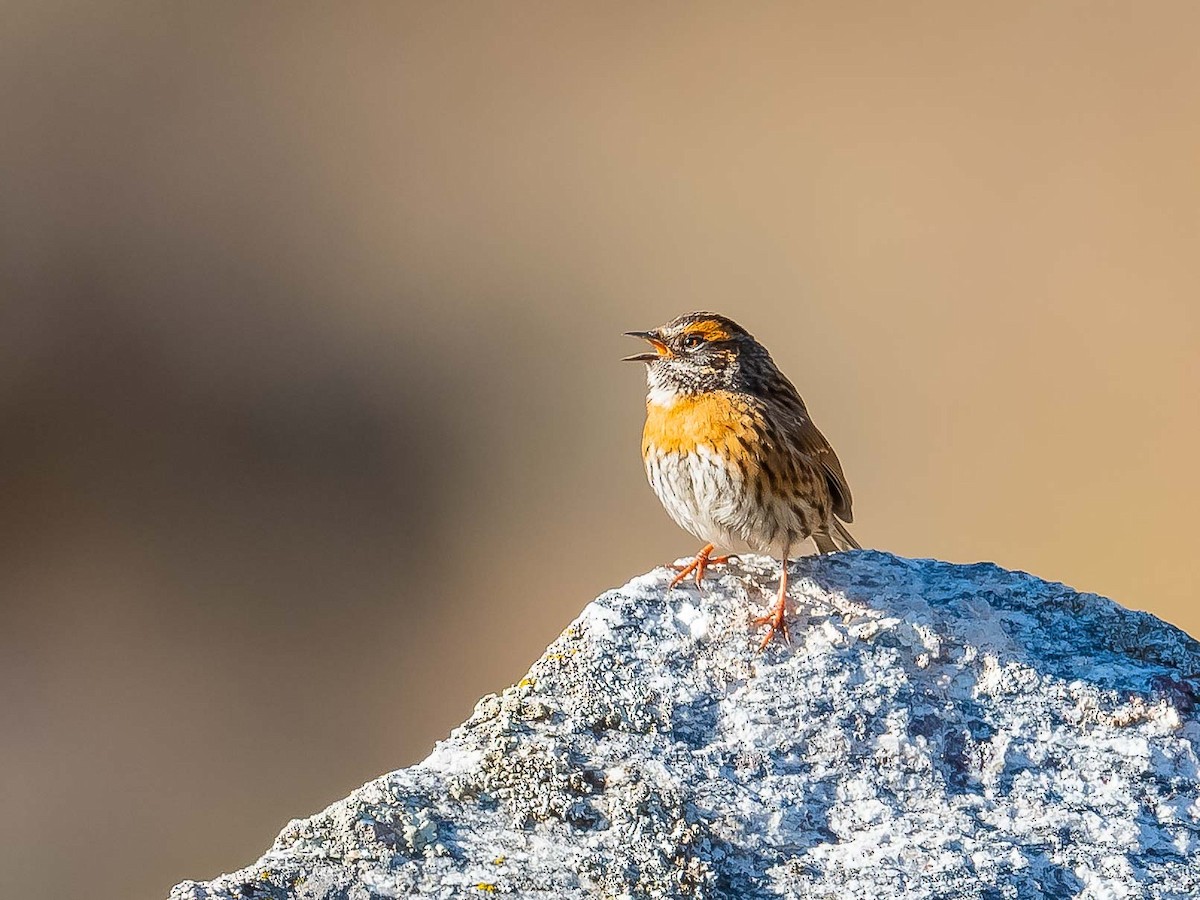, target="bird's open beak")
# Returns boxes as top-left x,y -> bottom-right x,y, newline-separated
623,330 -> 671,362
